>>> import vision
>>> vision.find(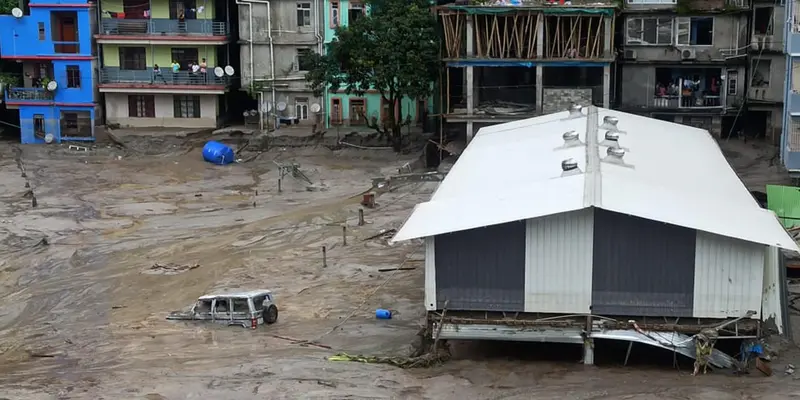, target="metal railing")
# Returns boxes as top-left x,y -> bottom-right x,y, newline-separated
99,68 -> 229,86
100,18 -> 228,36
6,87 -> 54,101
652,94 -> 721,108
